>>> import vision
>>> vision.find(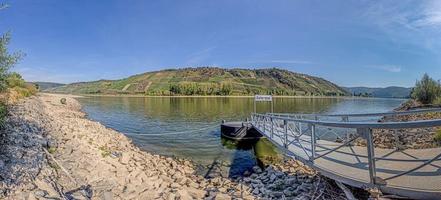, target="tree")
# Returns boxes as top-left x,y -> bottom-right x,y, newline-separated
0,33 -> 23,92
411,73 -> 441,104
